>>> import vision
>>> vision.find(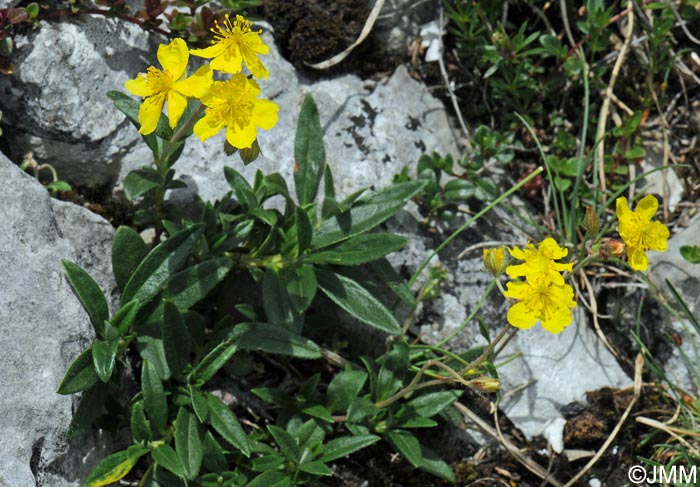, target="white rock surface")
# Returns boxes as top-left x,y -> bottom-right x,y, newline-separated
0,154 -> 117,486
0,16 -> 154,187
498,309 -> 632,443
